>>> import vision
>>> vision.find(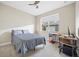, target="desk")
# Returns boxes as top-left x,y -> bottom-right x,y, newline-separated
59,36 -> 77,56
